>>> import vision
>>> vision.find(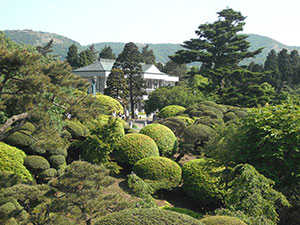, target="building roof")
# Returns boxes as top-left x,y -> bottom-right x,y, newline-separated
73,58 -> 115,72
